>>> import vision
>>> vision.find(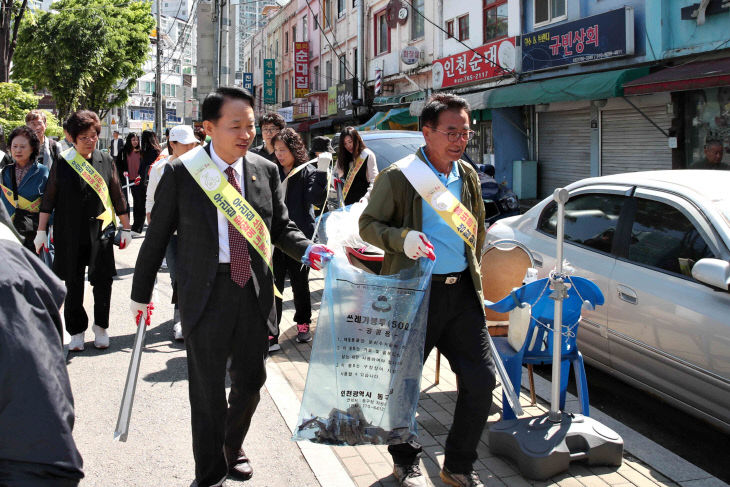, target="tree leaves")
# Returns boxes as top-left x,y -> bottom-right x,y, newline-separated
13,0 -> 154,119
